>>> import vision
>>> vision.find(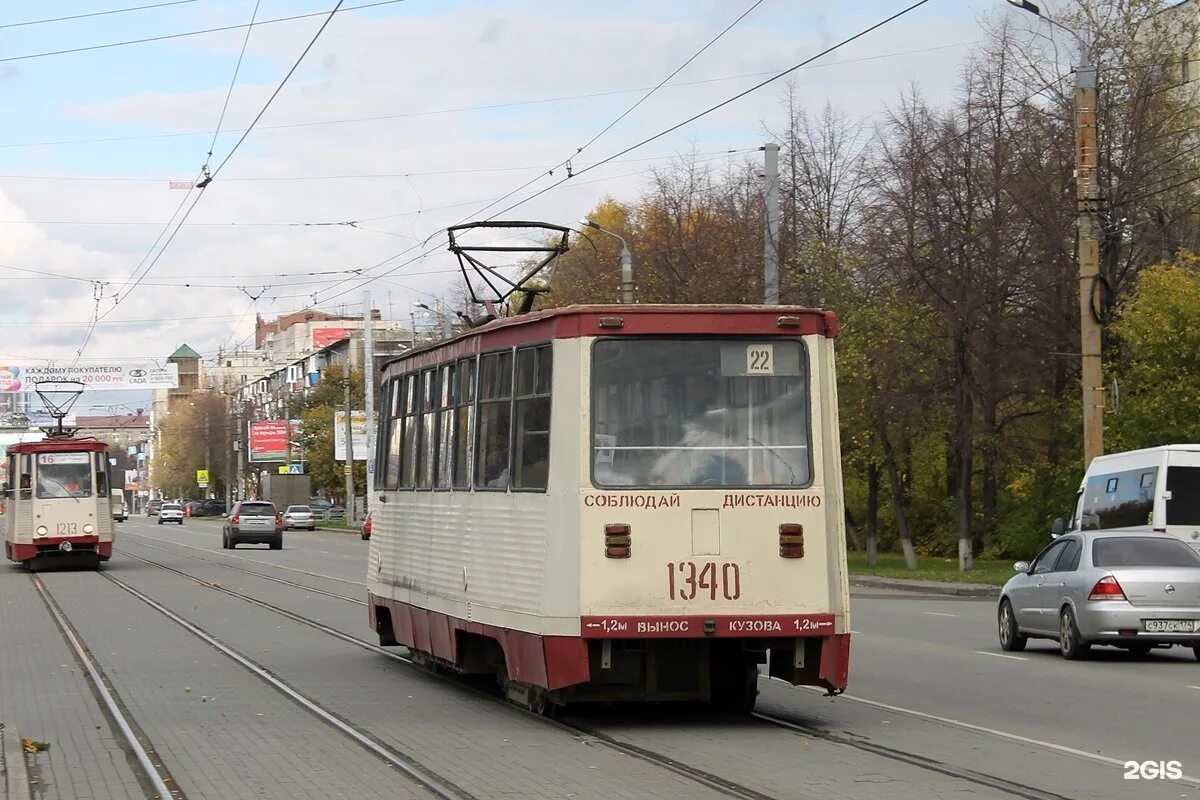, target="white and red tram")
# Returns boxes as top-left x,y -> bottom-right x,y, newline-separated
367,305 -> 850,711
3,438 -> 116,569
